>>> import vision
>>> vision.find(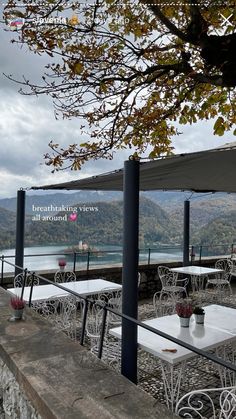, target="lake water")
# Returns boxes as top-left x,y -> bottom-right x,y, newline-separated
0,244 -> 183,273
